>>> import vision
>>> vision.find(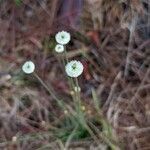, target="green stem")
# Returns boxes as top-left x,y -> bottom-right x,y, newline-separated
74,77 -> 81,115
64,45 -> 68,63
33,72 -> 61,104
62,46 -> 77,109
